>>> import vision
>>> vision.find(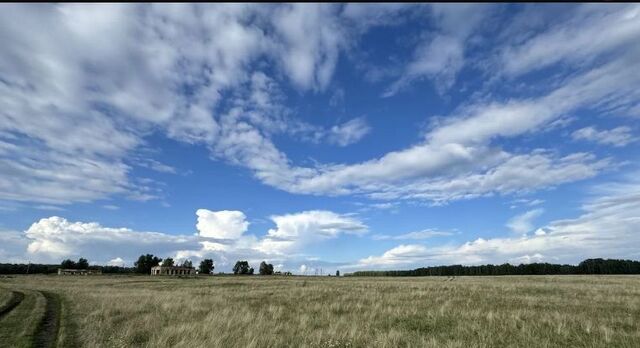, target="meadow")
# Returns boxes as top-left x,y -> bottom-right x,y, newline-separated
1,275 -> 639,347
